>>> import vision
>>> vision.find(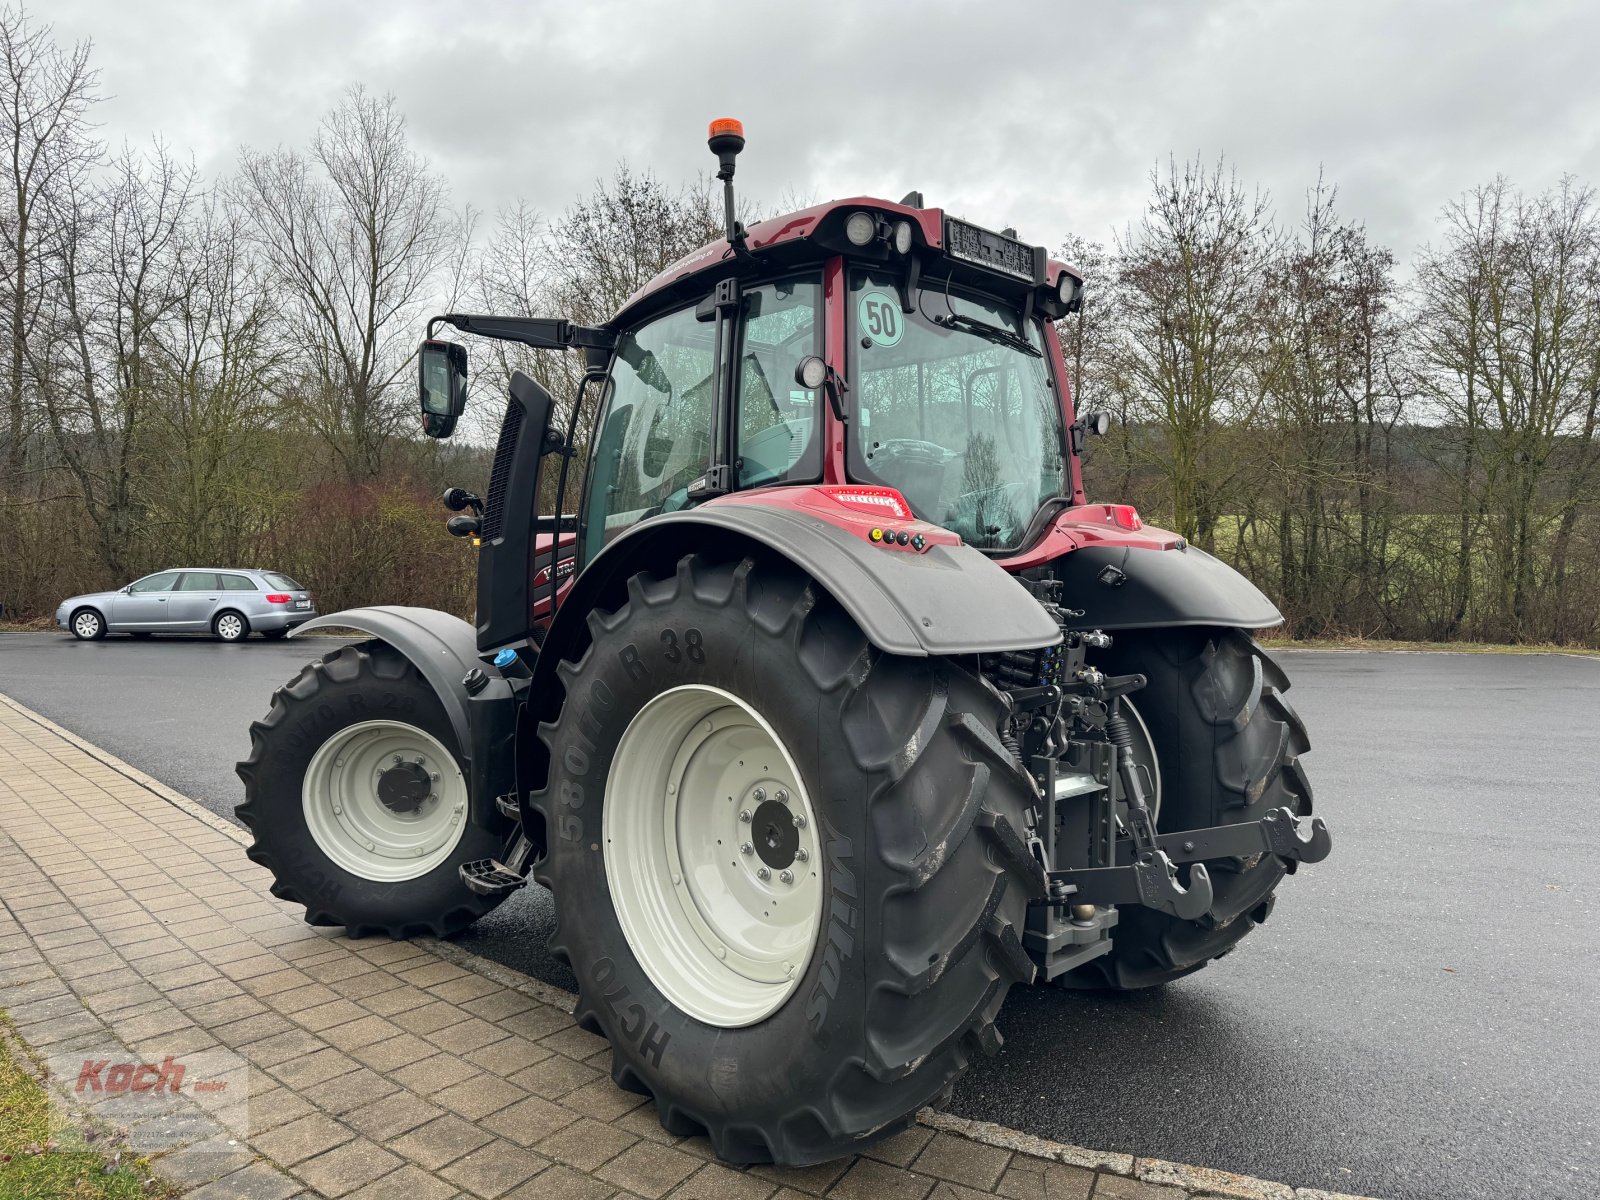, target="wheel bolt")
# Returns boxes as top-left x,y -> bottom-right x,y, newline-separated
430,772 -> 440,783
792,814 -> 807,829
757,867 -> 770,880
740,842 -> 754,855
392,755 -> 403,764
795,847 -> 808,862
780,870 -> 793,884
739,809 -> 752,822
752,787 -> 766,803
775,789 -> 789,805
332,804 -> 343,815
